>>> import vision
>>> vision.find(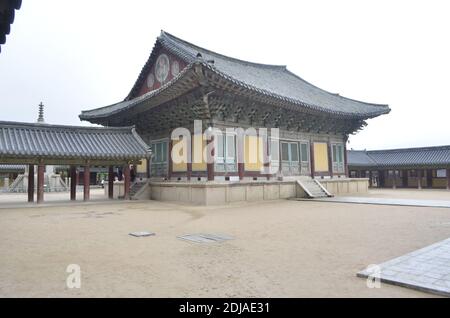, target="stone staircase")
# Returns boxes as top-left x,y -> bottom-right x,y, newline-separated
296,178 -> 333,198
129,181 -> 148,200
